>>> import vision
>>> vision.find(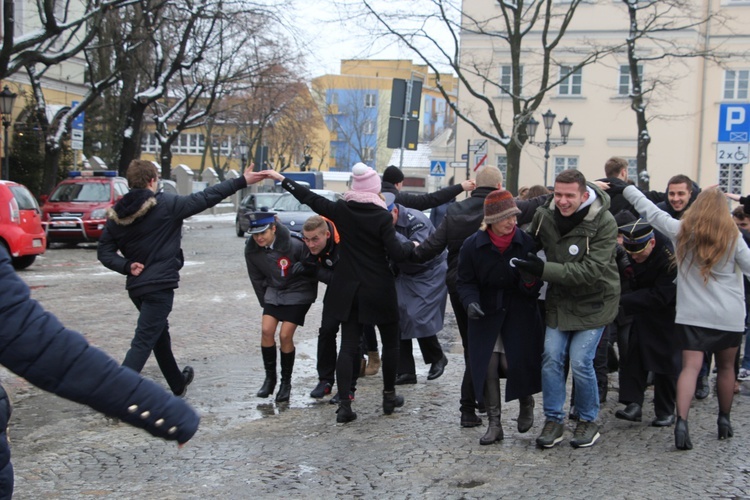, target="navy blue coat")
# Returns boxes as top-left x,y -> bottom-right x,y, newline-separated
0,246 -> 200,498
456,227 -> 544,403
